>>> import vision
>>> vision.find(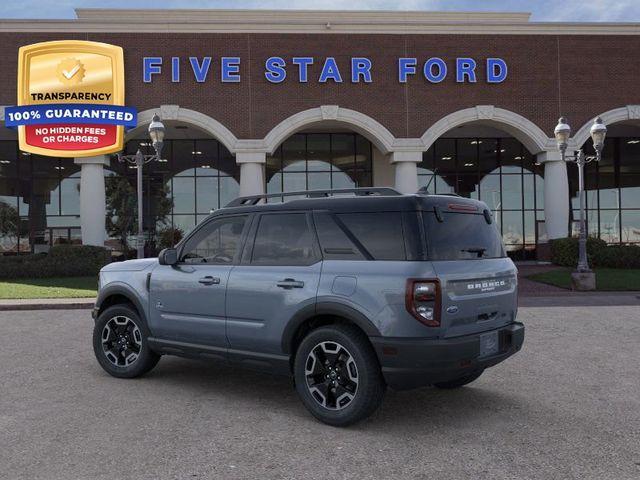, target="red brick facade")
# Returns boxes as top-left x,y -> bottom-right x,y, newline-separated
0,32 -> 638,140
